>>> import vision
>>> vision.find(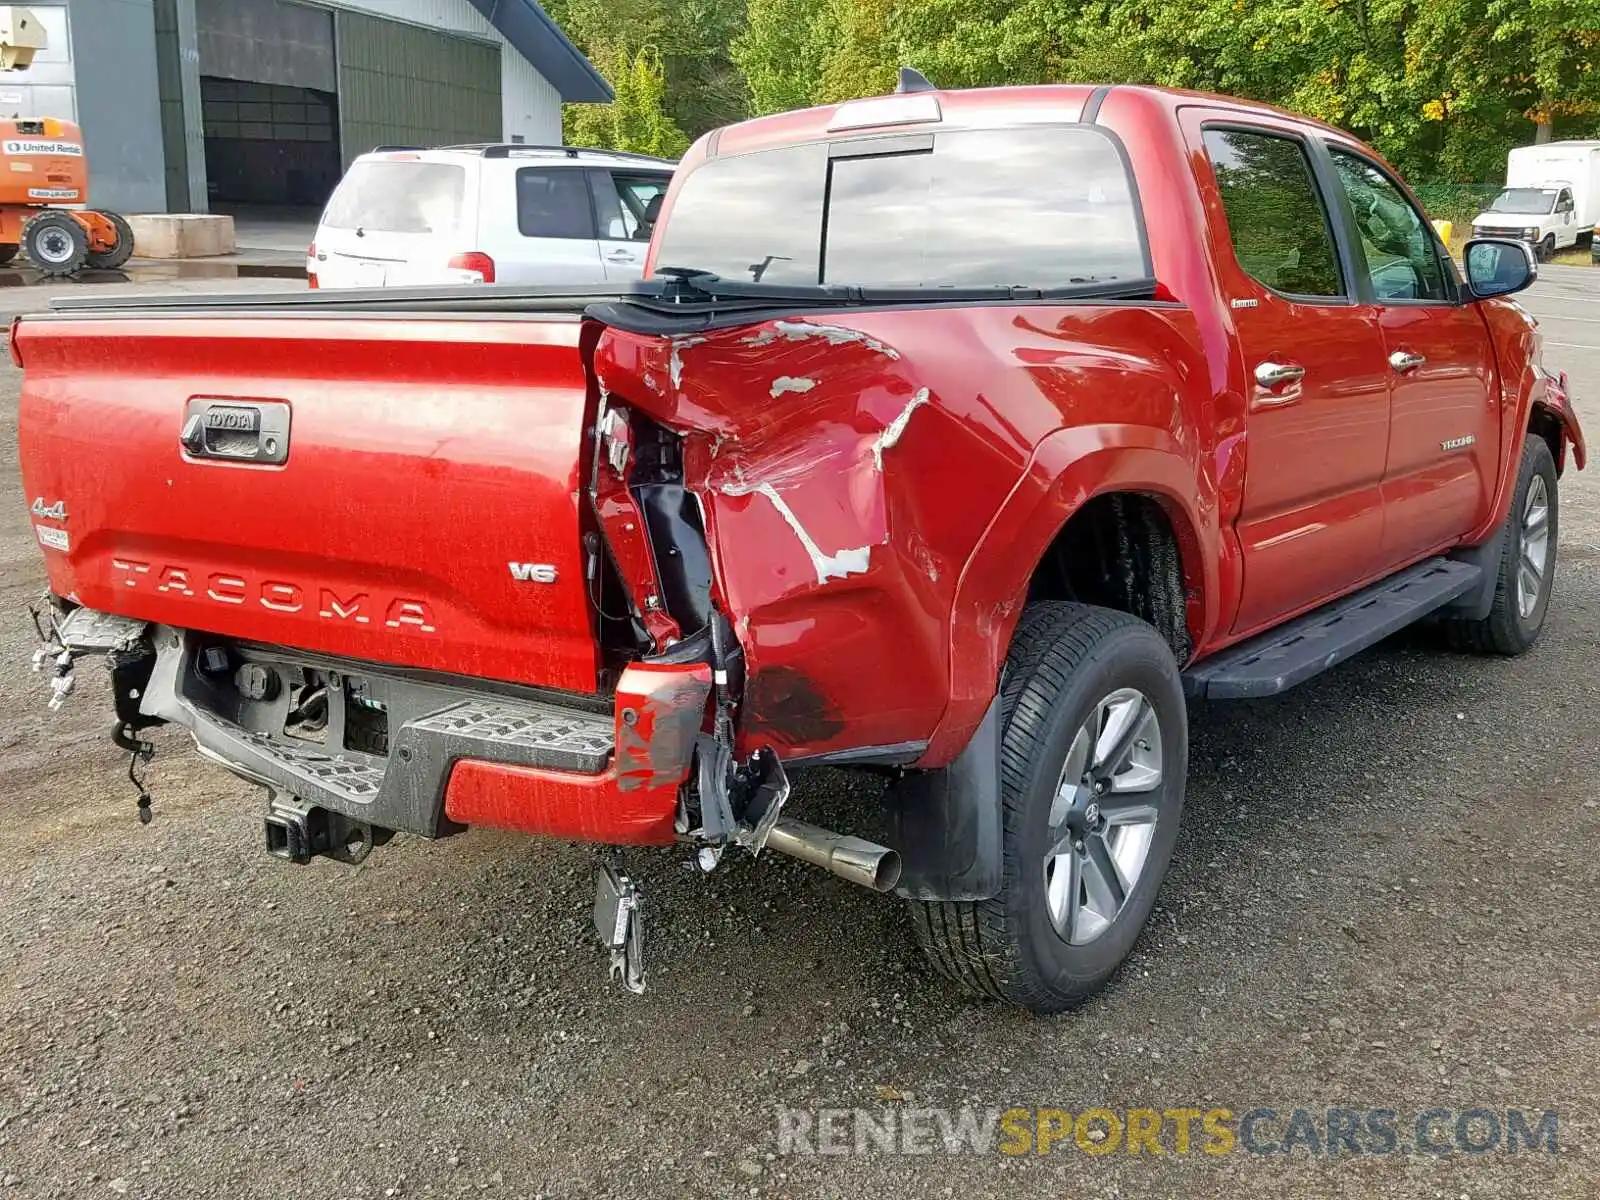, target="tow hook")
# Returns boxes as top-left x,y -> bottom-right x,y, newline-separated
592,865 -> 646,994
